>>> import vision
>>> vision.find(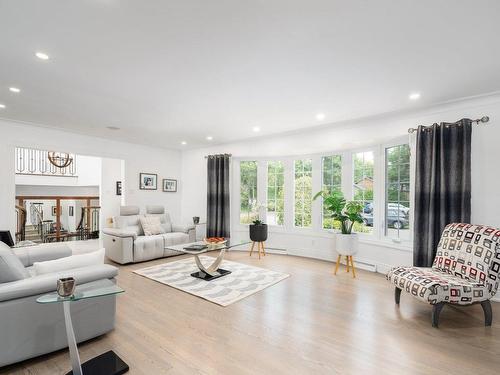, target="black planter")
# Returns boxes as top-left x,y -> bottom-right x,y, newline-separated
249,224 -> 268,242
